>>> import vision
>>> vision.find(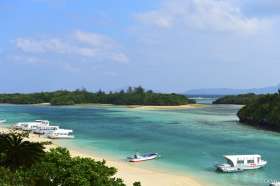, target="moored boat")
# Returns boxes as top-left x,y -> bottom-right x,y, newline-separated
47,129 -> 74,139
216,154 -> 267,173
127,153 -> 159,162
13,120 -> 50,131
33,125 -> 60,135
